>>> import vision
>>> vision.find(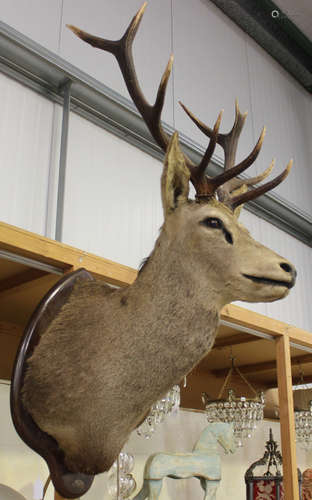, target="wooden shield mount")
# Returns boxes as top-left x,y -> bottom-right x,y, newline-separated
10,268 -> 95,499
